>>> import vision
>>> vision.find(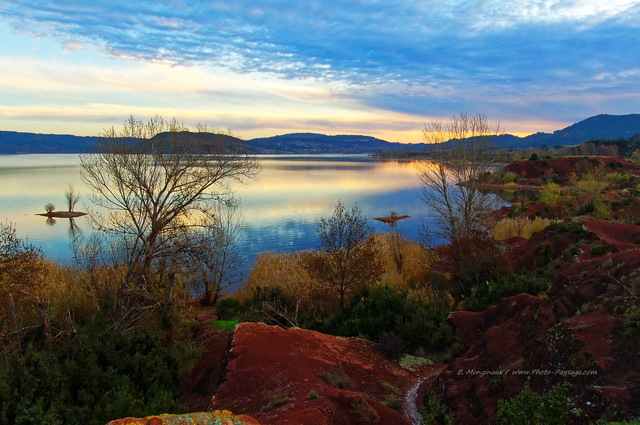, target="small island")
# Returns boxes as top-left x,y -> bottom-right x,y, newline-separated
36,211 -> 87,218
373,214 -> 410,224
37,200 -> 86,218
